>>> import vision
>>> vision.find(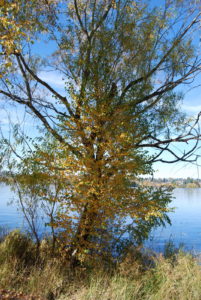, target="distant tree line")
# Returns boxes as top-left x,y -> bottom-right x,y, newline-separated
143,177 -> 201,188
